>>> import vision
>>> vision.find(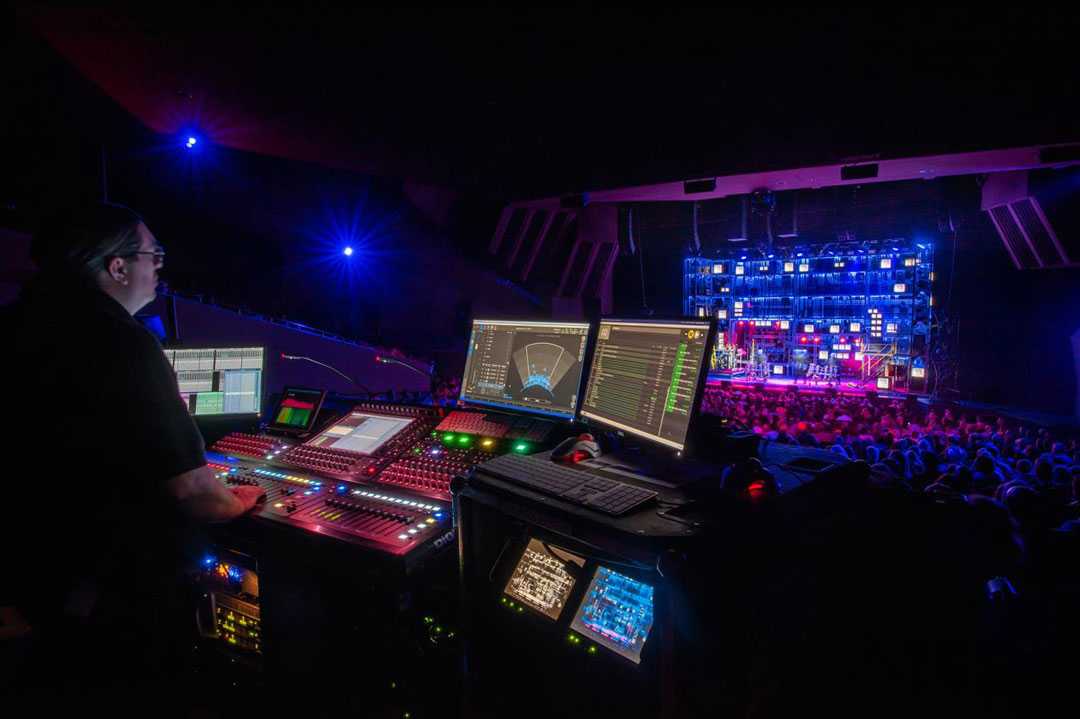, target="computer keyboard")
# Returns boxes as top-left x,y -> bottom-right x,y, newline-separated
477,453 -> 658,516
